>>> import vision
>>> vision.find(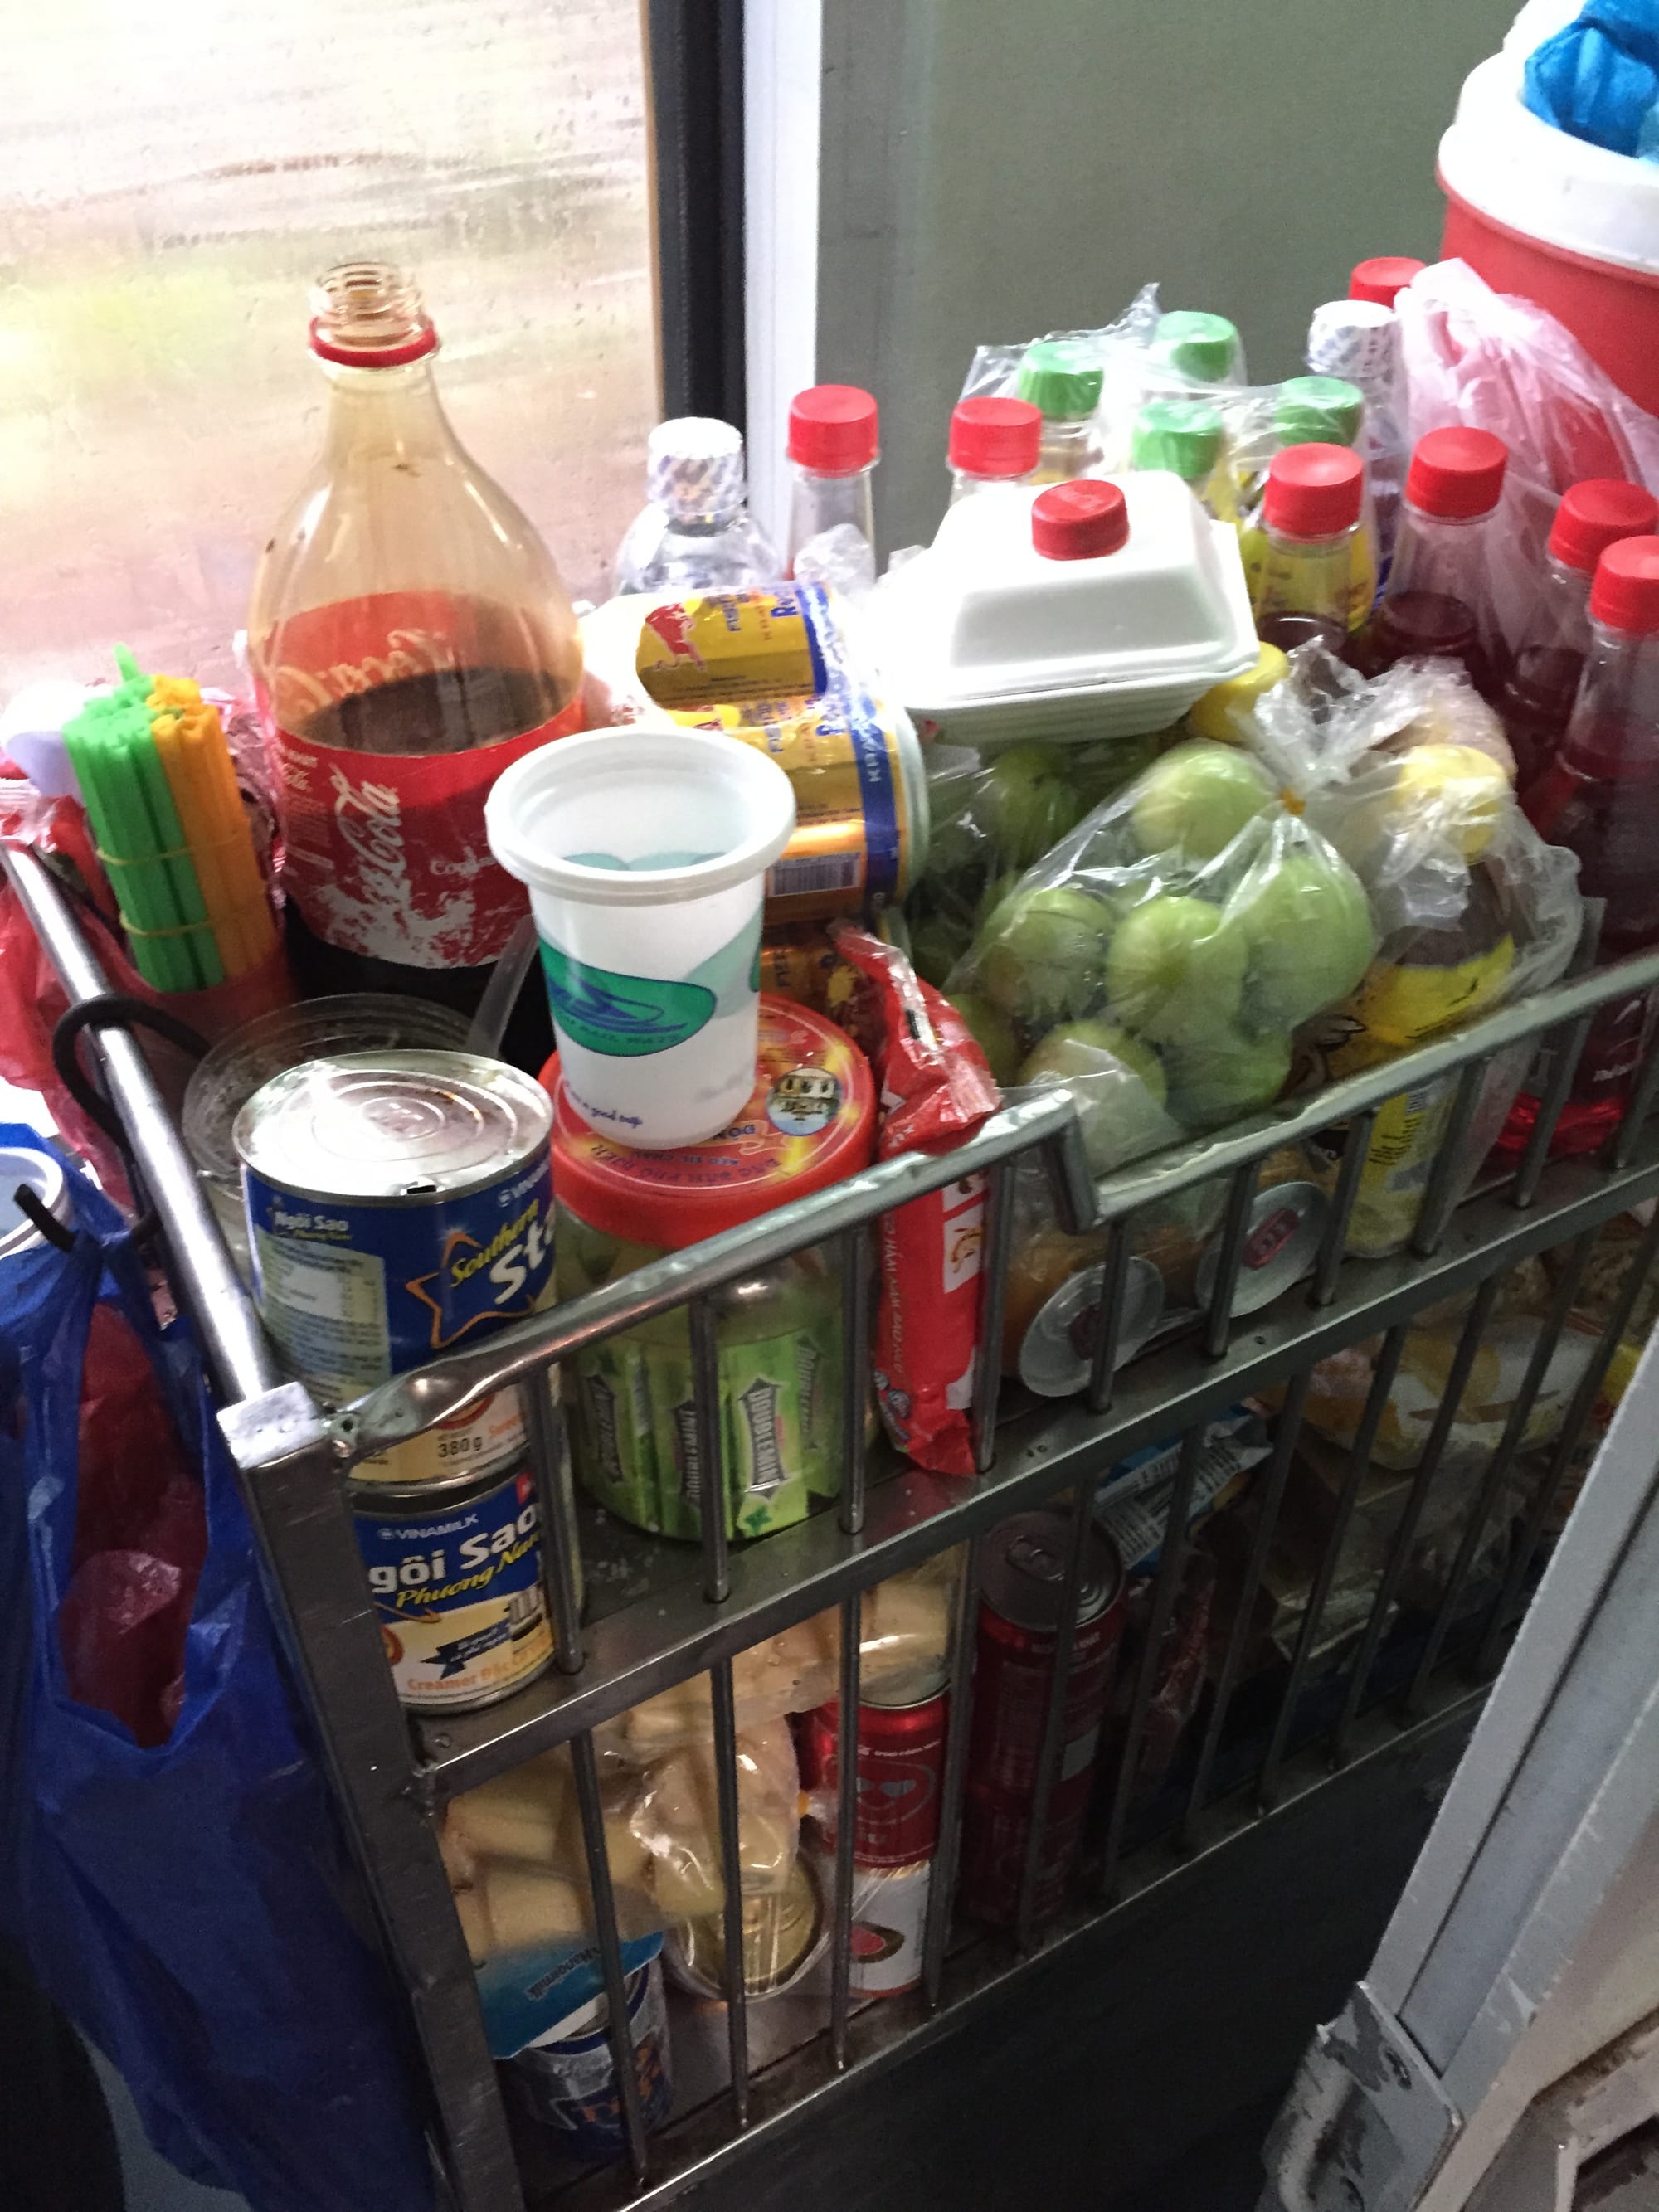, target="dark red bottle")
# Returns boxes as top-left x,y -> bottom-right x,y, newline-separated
1514,537 -> 1659,1157
1500,479 -> 1658,799
1351,427 -> 1507,693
